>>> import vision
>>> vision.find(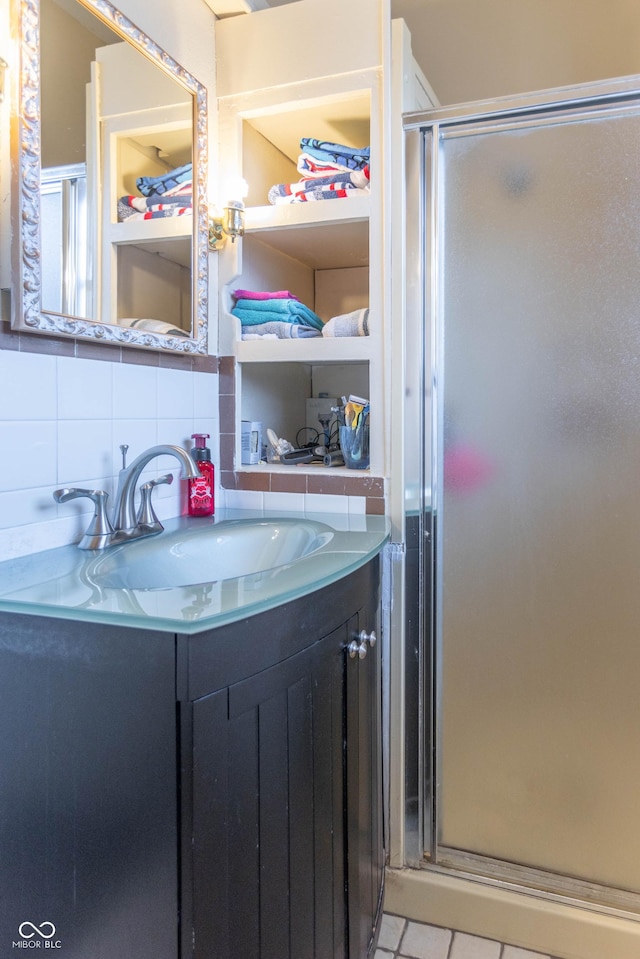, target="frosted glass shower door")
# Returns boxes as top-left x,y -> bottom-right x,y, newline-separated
436,107 -> 640,892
